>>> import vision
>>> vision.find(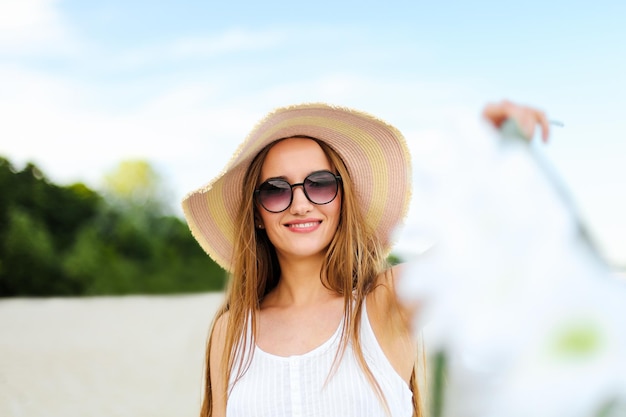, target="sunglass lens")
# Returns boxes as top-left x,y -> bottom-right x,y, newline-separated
258,179 -> 291,212
304,171 -> 338,204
